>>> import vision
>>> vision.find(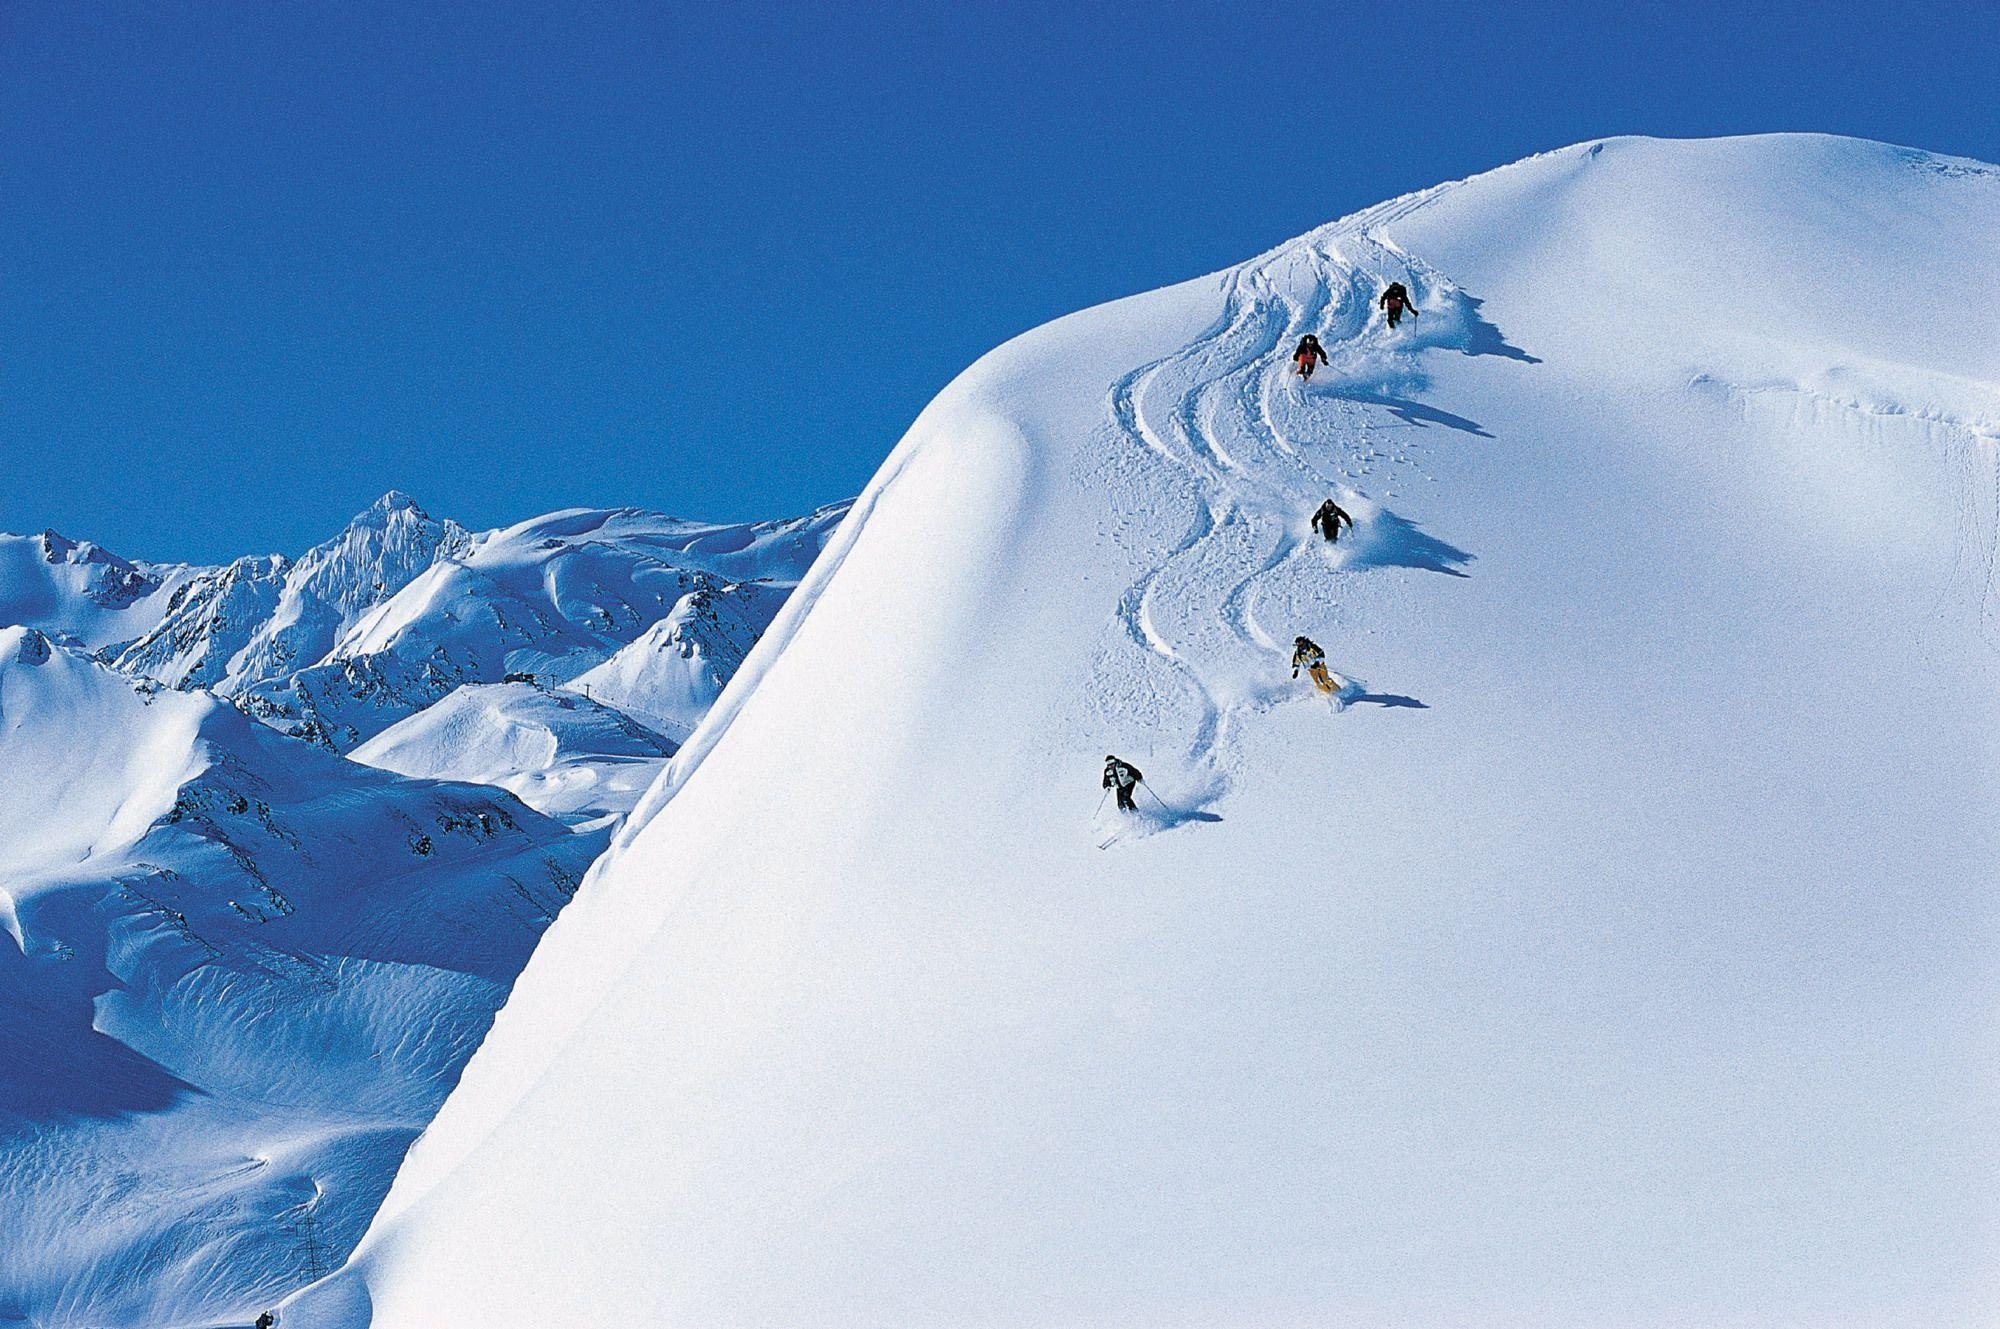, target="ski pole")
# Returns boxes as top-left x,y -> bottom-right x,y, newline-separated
1093,788 -> 1110,818
1140,784 -> 1174,814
